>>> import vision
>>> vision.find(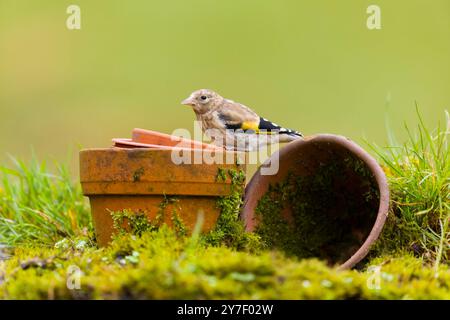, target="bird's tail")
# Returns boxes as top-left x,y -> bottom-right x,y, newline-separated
258,117 -> 303,139
279,131 -> 303,143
